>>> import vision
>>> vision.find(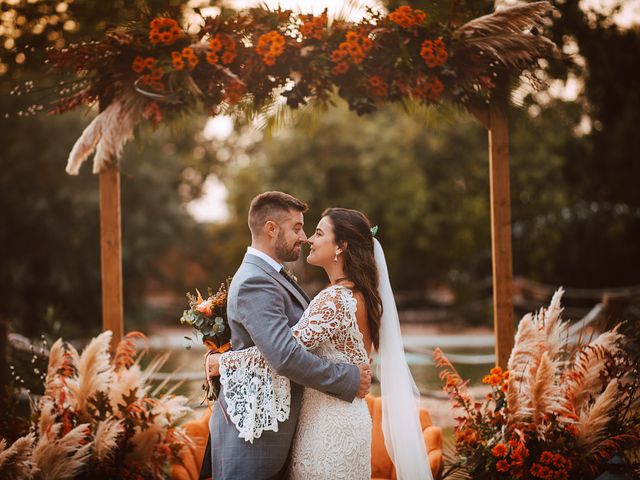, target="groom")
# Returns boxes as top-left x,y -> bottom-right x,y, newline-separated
203,191 -> 372,479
